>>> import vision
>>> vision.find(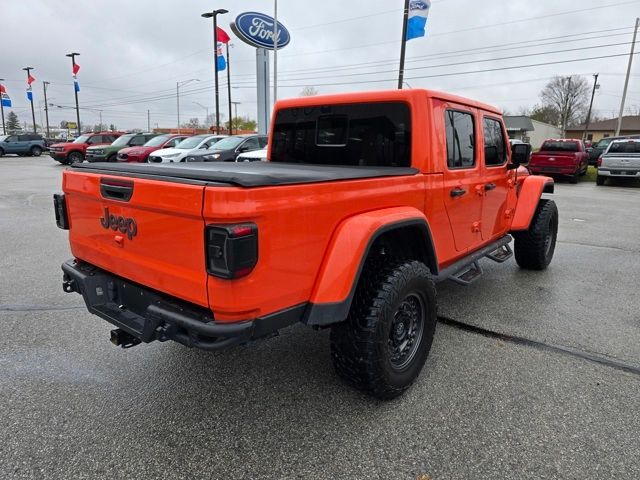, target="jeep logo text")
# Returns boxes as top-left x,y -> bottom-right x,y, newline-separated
99,207 -> 137,240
